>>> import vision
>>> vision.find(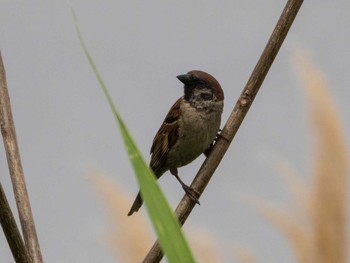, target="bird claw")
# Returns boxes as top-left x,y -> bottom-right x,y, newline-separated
204,129 -> 230,157
182,185 -> 200,205
216,129 -> 230,142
